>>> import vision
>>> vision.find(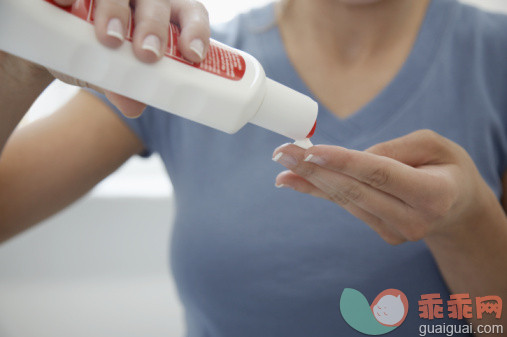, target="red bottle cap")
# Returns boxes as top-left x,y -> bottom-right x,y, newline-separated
306,121 -> 317,138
